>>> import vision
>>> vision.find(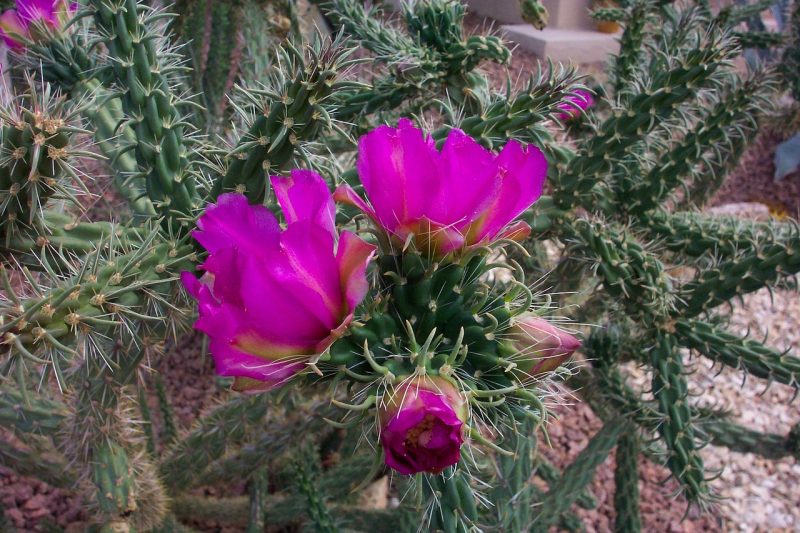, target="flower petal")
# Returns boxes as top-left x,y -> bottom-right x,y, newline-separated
236,251 -> 340,350
434,128 -> 500,228
180,270 -> 202,299
193,193 -> 280,256
18,0 -> 60,25
209,338 -> 306,390
336,230 -> 376,311
271,169 -> 336,238
333,184 -> 378,222
189,251 -> 337,359
397,217 -> 465,256
357,118 -> 440,231
0,10 -> 27,47
199,246 -> 244,306
278,221 -> 342,318
467,141 -> 547,244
